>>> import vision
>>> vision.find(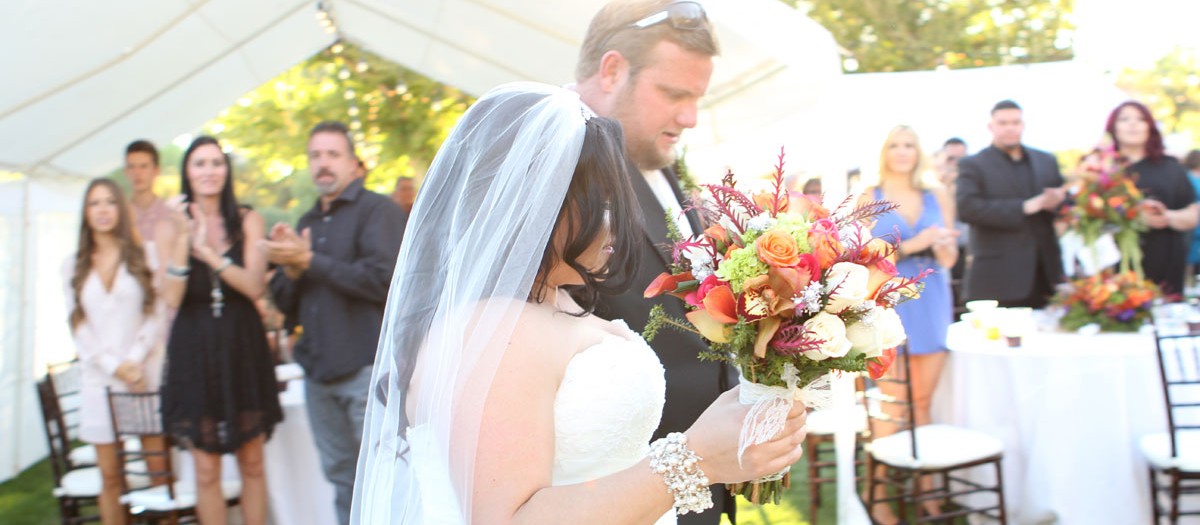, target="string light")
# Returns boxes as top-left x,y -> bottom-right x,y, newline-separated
315,1 -> 339,35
